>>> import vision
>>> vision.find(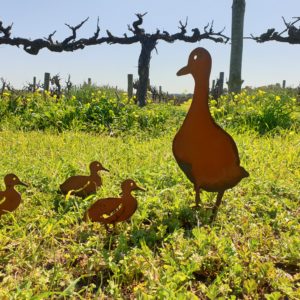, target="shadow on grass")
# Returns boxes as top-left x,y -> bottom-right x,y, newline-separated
127,205 -> 215,250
